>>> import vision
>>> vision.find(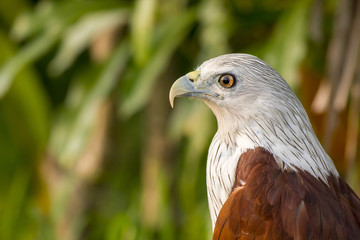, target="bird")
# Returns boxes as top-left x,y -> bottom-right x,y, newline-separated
169,54 -> 360,240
